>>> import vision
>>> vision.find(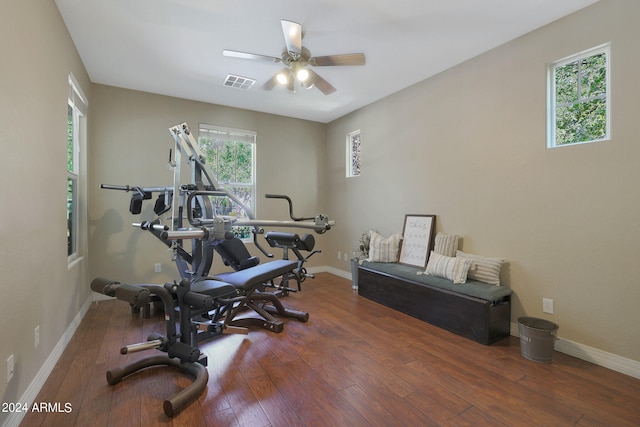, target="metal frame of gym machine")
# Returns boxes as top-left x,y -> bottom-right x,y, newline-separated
93,122 -> 334,417
110,122 -> 333,278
